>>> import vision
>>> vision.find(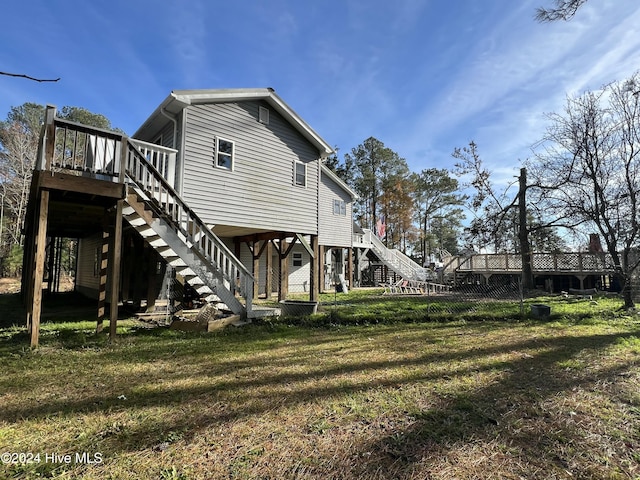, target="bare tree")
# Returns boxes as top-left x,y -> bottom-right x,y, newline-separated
0,103 -> 43,248
535,0 -> 588,22
0,103 -> 119,255
530,74 -> 640,308
452,142 -> 567,290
